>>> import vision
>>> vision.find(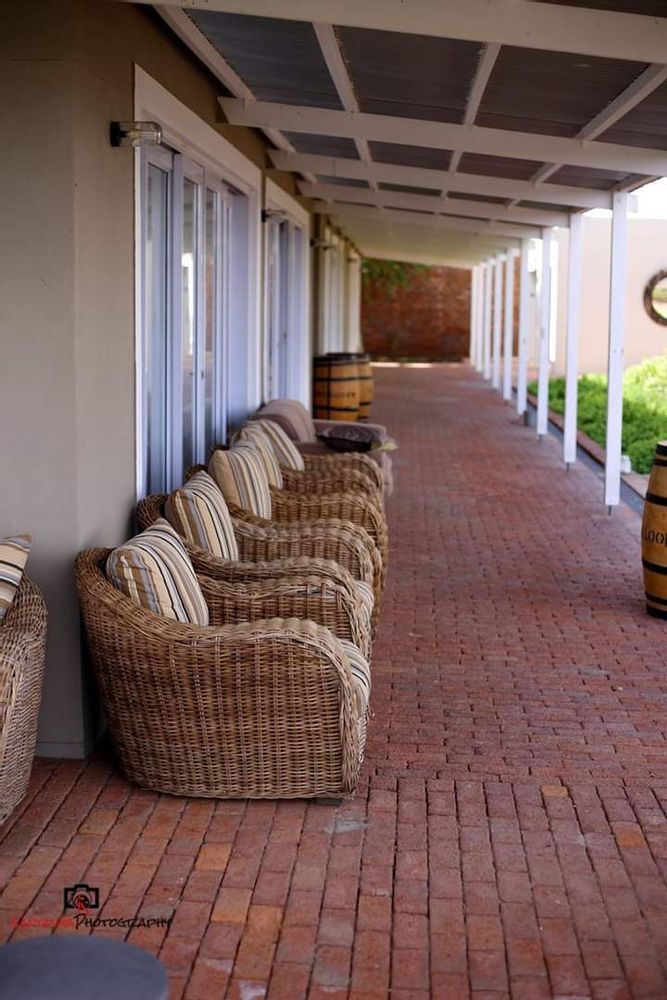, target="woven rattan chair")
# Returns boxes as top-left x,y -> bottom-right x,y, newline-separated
207,449 -> 389,581
253,400 -> 393,495
0,578 -> 47,824
135,495 -> 374,654
76,548 -> 368,798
